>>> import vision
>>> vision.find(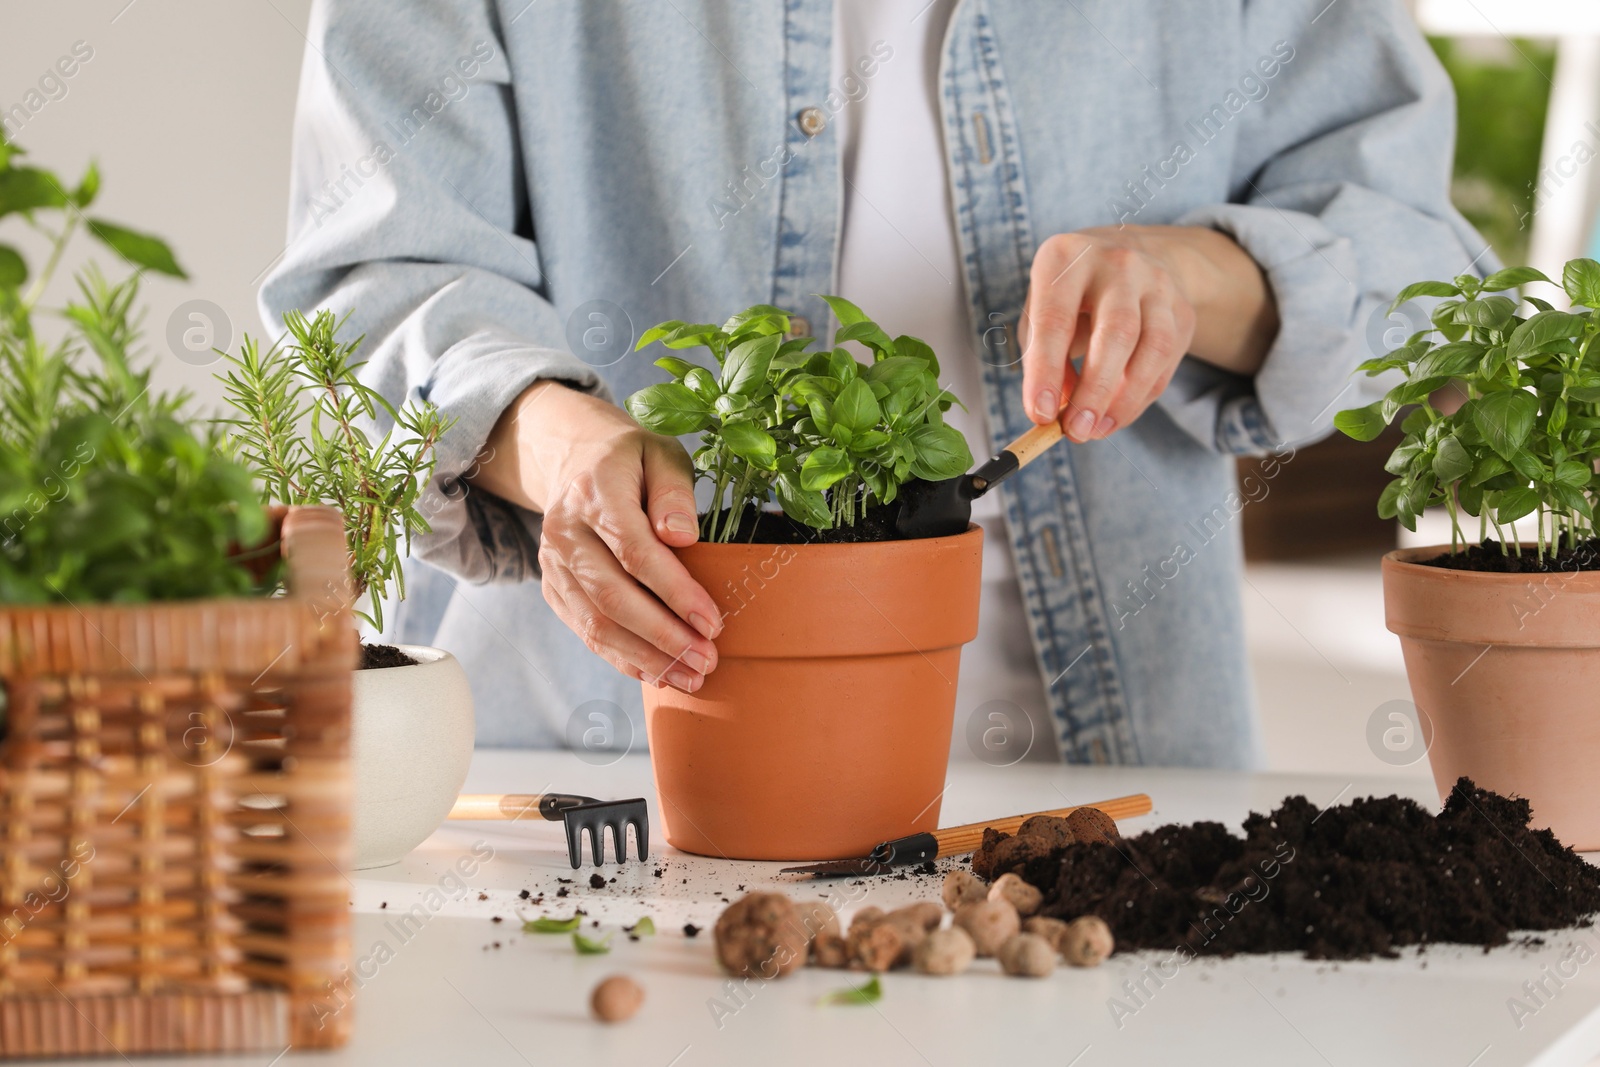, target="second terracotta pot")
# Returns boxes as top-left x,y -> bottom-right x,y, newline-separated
1384,545 -> 1600,850
641,526 -> 983,861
